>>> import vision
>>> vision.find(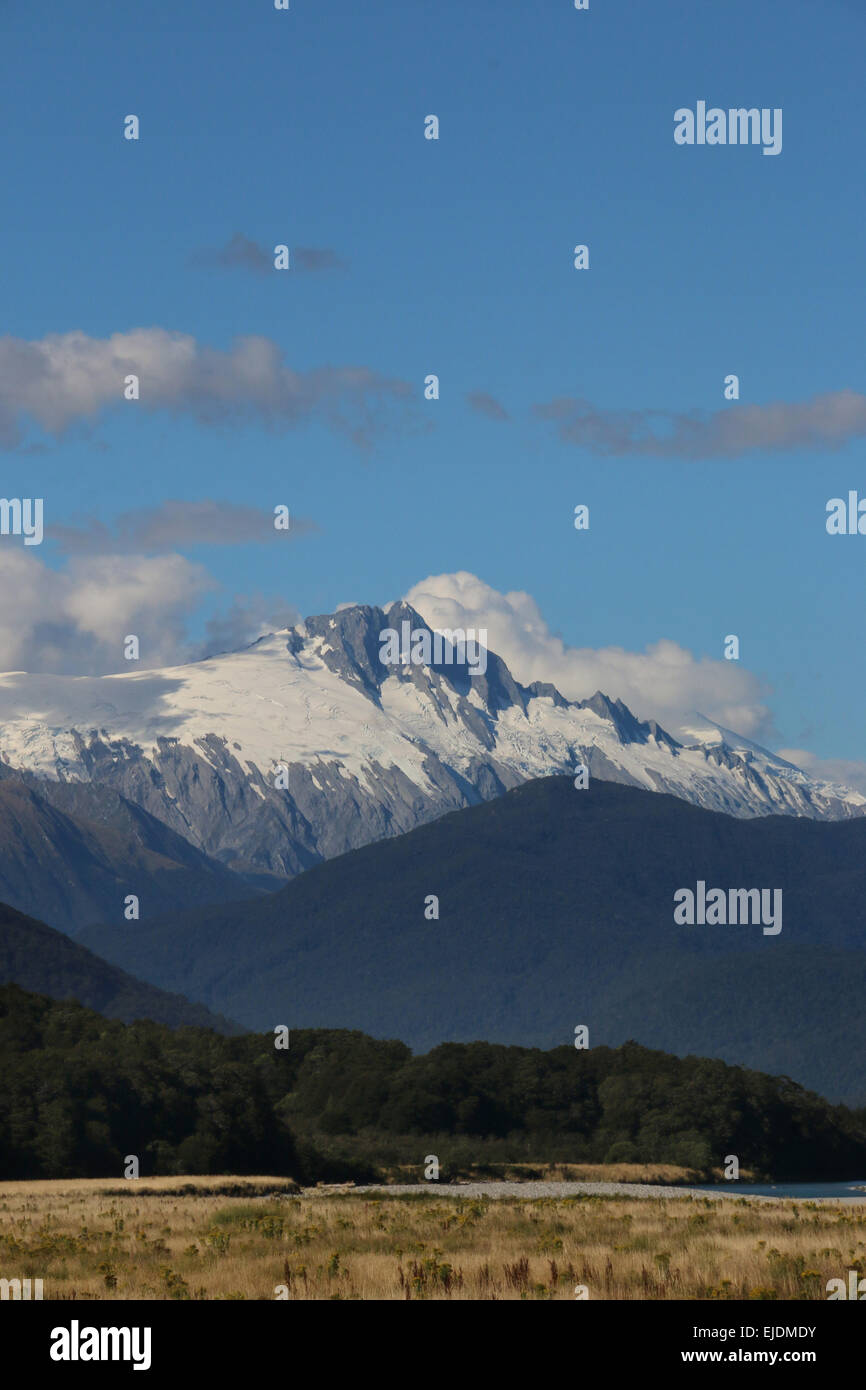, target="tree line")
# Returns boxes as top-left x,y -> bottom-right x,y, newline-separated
2,984 -> 864,1182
